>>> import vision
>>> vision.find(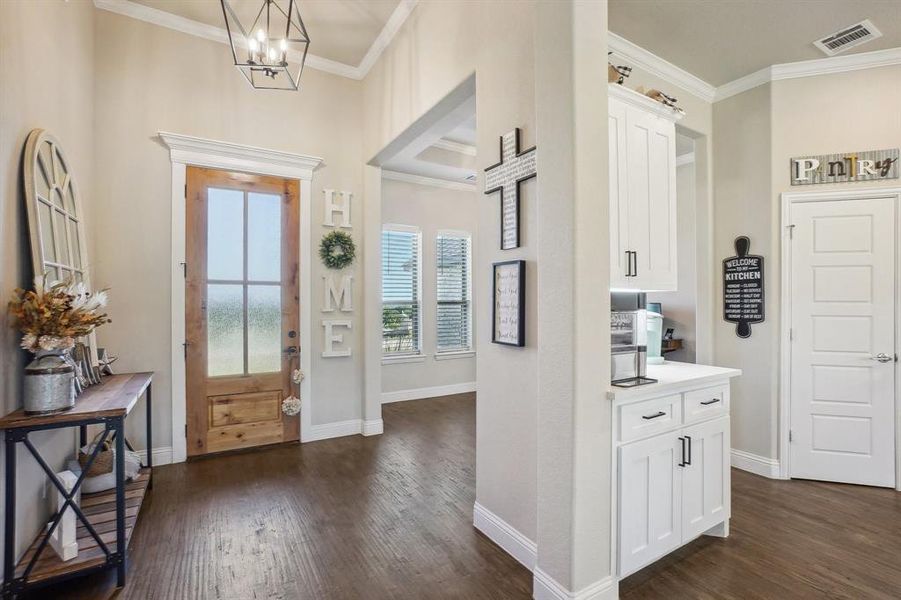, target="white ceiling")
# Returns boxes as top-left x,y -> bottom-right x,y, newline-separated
609,0 -> 901,86
131,0 -> 401,66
